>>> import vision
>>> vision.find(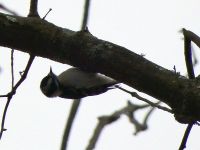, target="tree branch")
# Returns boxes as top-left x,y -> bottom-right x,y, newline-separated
179,122 -> 195,150
28,0 -> 40,17
86,101 -> 151,150
60,100 -> 81,150
1,12 -> 200,123
81,0 -> 90,30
